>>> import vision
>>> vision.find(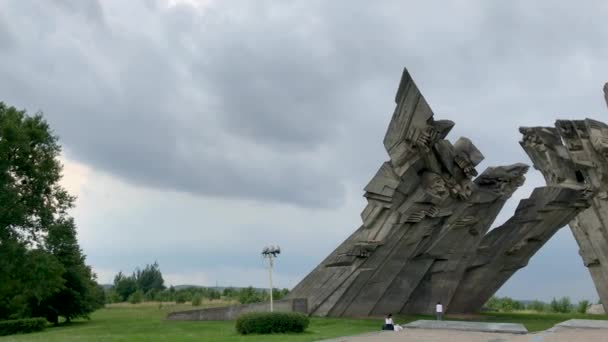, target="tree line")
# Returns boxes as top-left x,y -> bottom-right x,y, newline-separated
485,296 -> 596,314
0,103 -> 103,324
105,263 -> 290,305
